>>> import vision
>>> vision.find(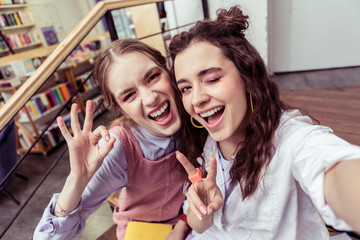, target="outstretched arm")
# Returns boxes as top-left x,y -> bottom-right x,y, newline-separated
54,100 -> 115,217
324,159 -> 360,233
176,152 -> 224,234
